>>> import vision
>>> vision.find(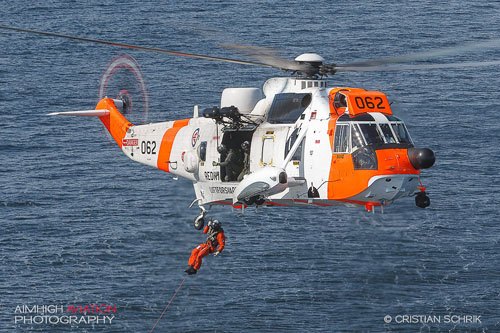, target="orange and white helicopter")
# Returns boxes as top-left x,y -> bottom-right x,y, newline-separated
4,26 -> 498,229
